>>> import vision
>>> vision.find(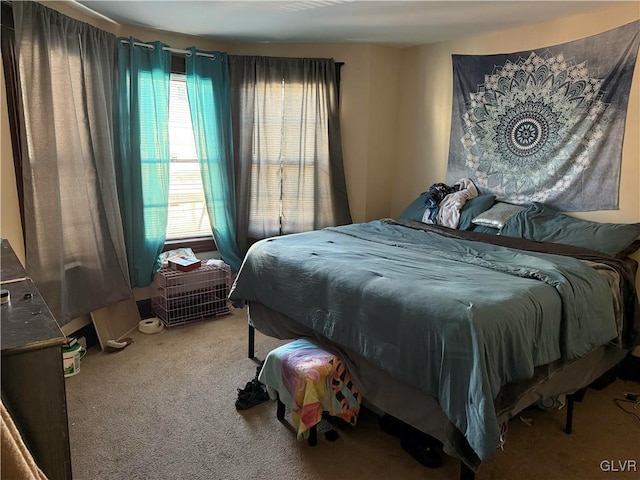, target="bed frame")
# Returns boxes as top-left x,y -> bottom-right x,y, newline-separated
245,304 -> 628,480
232,220 -> 638,479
